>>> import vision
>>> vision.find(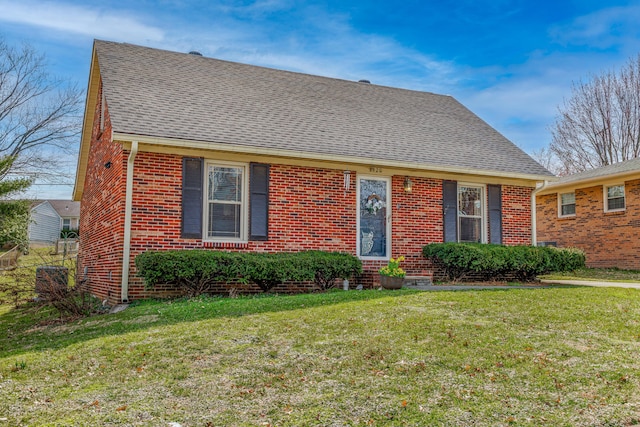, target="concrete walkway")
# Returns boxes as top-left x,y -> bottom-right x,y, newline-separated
402,280 -> 640,291
539,279 -> 640,289
403,283 -> 548,291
